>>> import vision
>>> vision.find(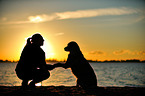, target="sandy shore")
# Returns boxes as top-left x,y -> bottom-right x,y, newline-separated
0,86 -> 144,96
